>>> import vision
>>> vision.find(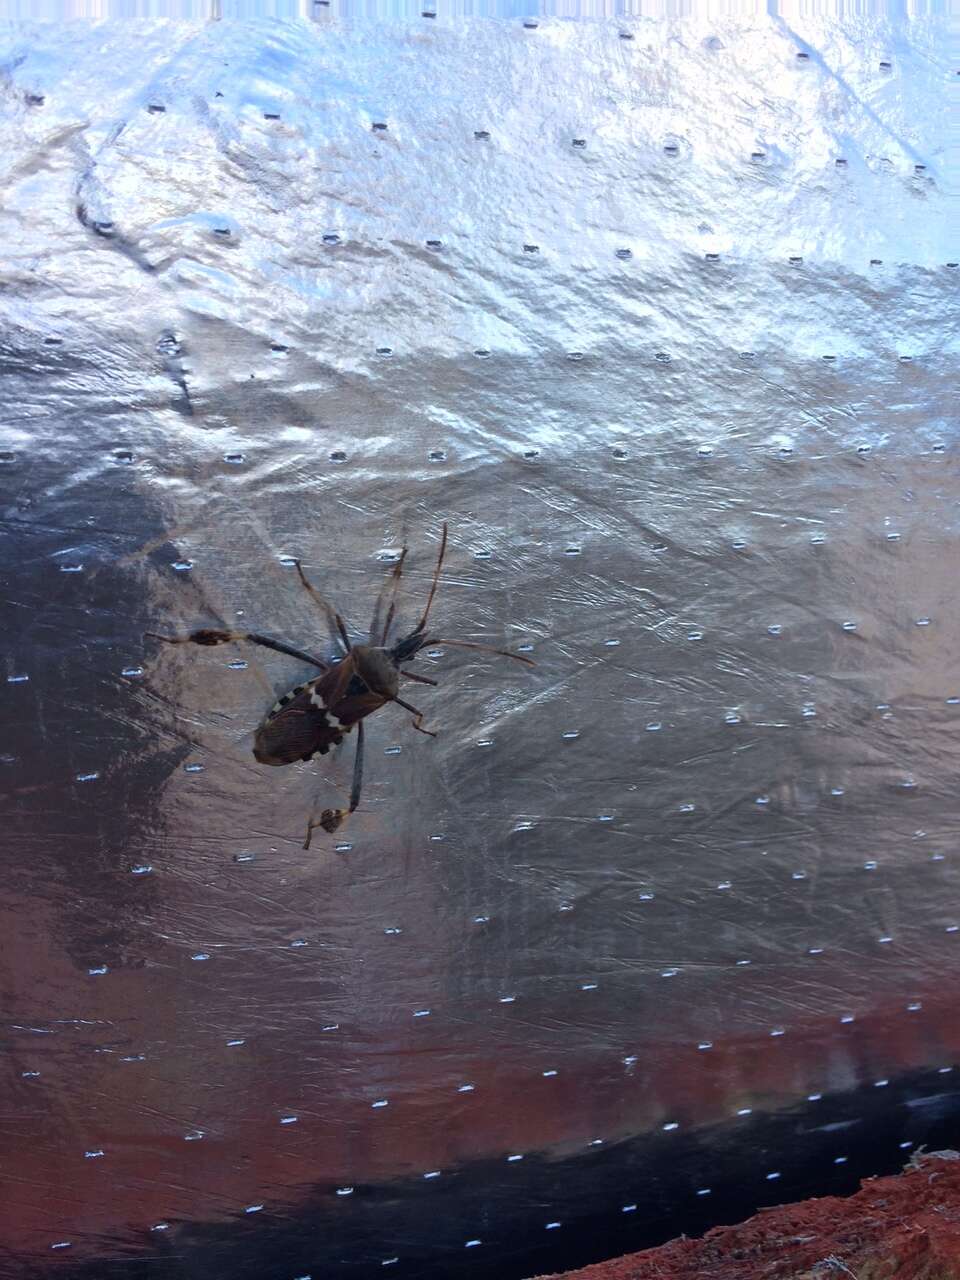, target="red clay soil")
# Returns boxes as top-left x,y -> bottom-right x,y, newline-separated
538,1151 -> 960,1280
